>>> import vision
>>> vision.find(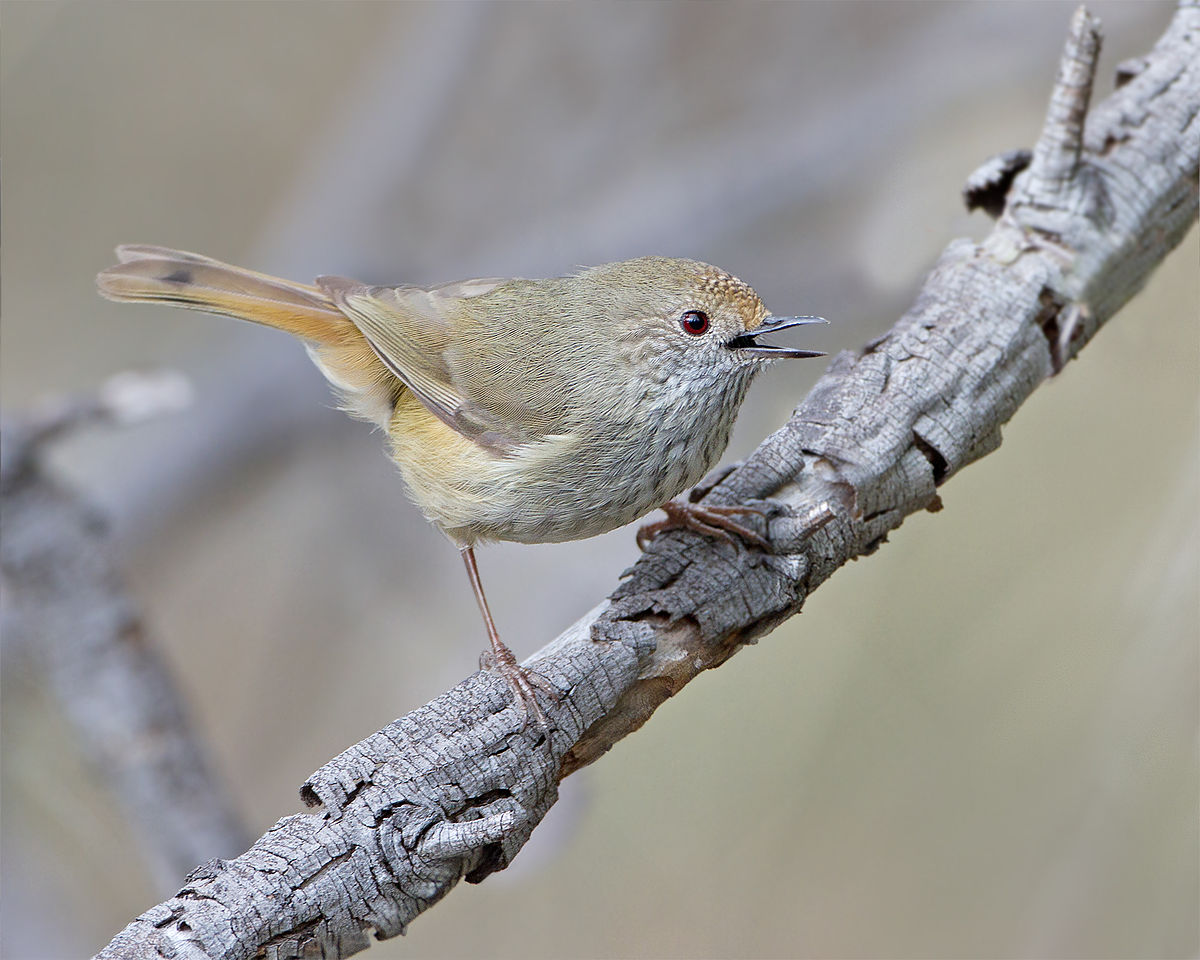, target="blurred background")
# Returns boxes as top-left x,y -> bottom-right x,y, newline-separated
2,2 -> 1196,957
